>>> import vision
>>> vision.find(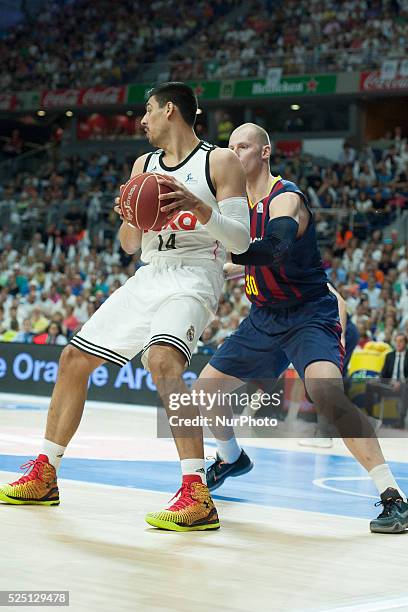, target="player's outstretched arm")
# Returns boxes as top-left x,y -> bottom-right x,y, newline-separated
114,155 -> 147,254
205,148 -> 250,254
231,192 -> 301,267
158,148 -> 250,254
